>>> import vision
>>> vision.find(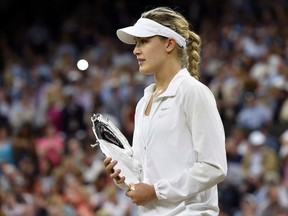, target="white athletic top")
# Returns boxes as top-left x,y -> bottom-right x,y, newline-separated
132,68 -> 227,216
